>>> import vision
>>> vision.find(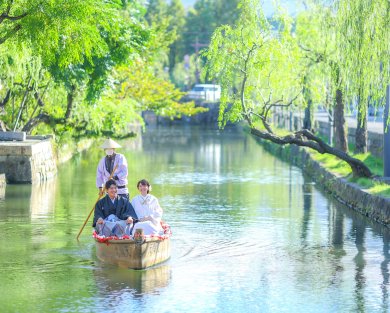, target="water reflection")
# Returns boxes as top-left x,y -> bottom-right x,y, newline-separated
120,134 -> 143,152
30,180 -> 57,219
381,232 -> 390,312
200,142 -> 221,175
301,177 -> 312,244
0,184 -> 5,200
0,180 -> 56,219
1,125 -> 390,312
330,203 -> 345,250
326,202 -> 345,289
351,216 -> 367,312
94,264 -> 171,296
0,184 -> 32,219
